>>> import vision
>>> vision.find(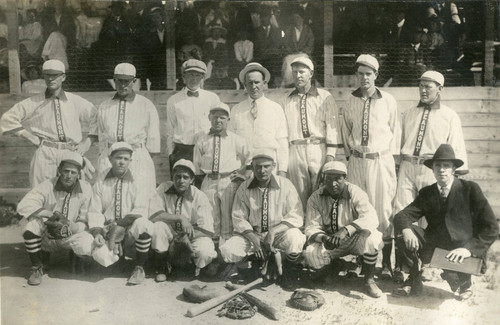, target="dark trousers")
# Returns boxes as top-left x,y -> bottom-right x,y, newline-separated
396,224 -> 471,289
